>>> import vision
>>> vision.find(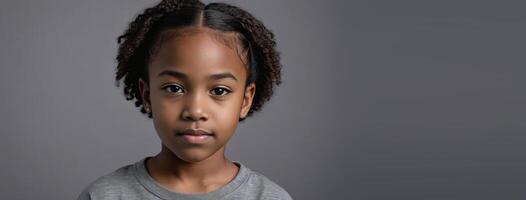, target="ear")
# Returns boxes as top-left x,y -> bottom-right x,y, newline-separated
240,82 -> 256,119
138,78 -> 151,106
